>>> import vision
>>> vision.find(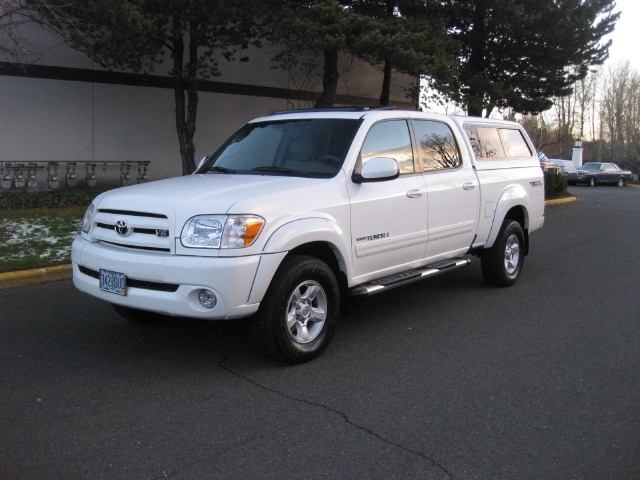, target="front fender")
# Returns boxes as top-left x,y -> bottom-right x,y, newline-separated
247,216 -> 351,304
485,184 -> 529,249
